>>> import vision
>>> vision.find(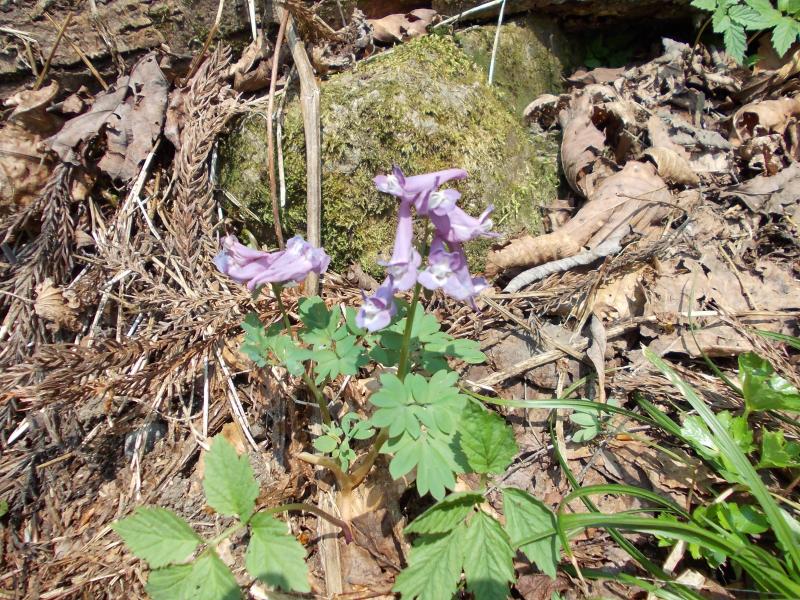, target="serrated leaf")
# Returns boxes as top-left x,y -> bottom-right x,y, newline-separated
758,430 -> 800,468
692,0 -> 718,10
393,526 -> 466,600
203,436 -> 259,521
503,488 -> 561,579
405,492 -> 484,534
145,565 -> 195,600
246,513 -> 310,592
113,507 -> 201,568
146,552 -> 241,600
772,16 -> 800,56
728,4 -> 760,25
463,511 -> 515,600
724,23 -> 747,62
458,403 -> 518,475
713,9 -> 732,32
